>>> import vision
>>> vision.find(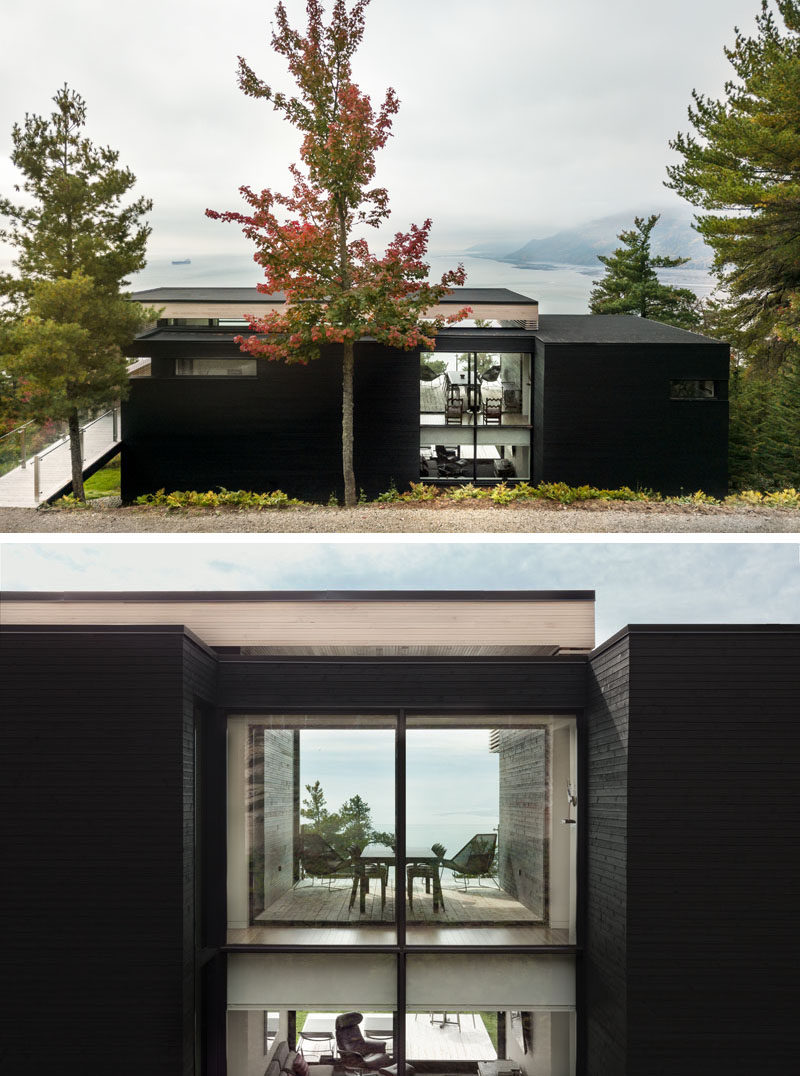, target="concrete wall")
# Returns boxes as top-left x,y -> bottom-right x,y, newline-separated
259,728 -> 295,914
497,728 -> 548,920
